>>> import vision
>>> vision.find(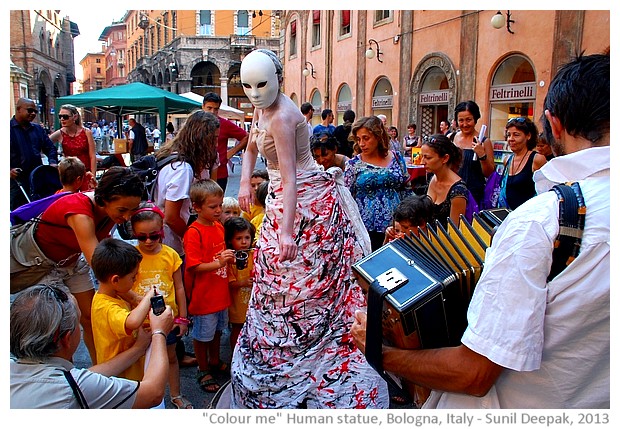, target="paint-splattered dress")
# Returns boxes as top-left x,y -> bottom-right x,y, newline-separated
230,120 -> 389,409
